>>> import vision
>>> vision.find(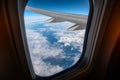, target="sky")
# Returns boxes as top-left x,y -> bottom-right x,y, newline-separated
25,0 -> 90,16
